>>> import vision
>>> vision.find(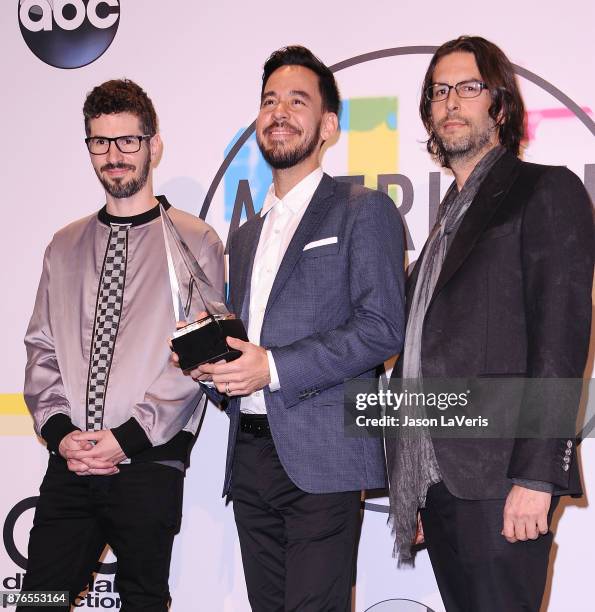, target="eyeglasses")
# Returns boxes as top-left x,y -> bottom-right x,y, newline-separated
85,135 -> 152,155
425,80 -> 488,102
